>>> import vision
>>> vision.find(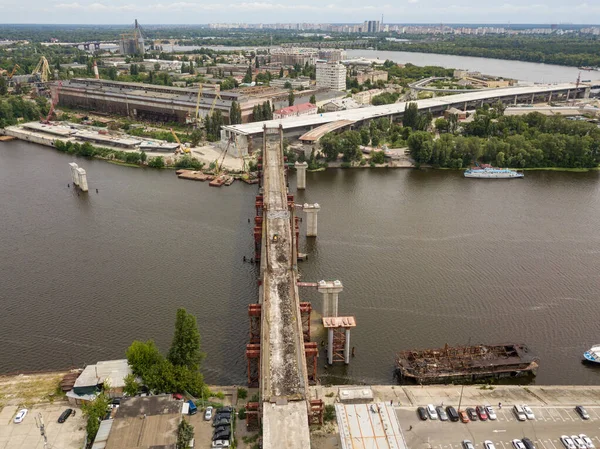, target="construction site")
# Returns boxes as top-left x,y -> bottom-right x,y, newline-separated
395,343 -> 540,385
